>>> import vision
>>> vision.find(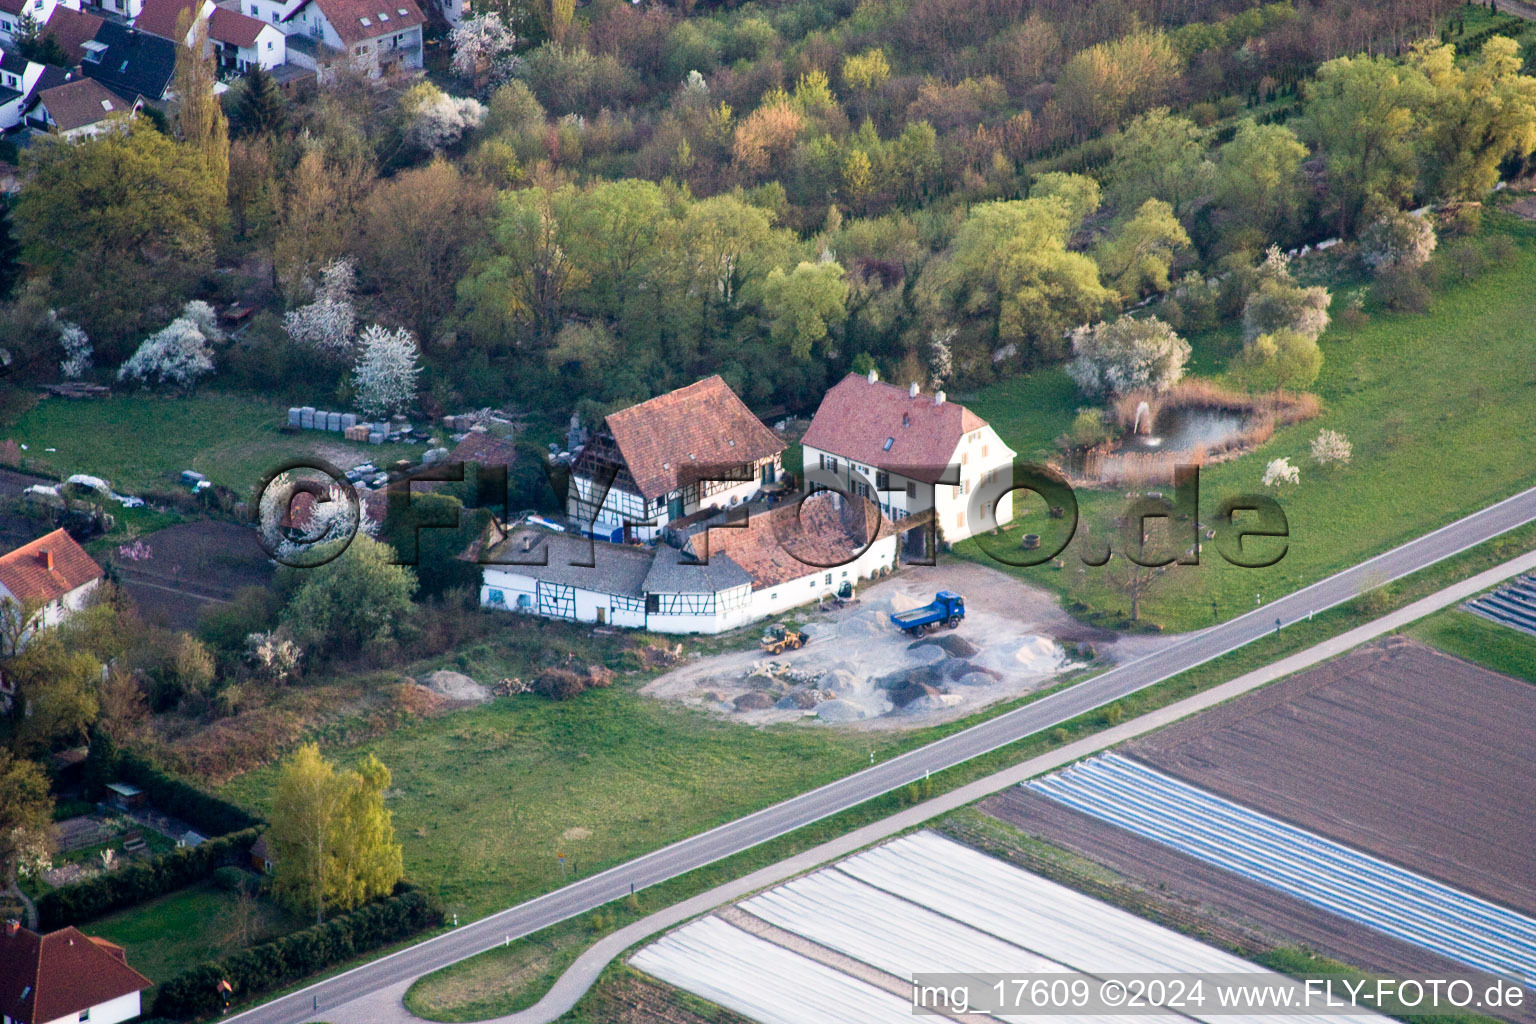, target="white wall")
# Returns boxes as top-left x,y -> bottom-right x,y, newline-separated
39,990 -> 142,1024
